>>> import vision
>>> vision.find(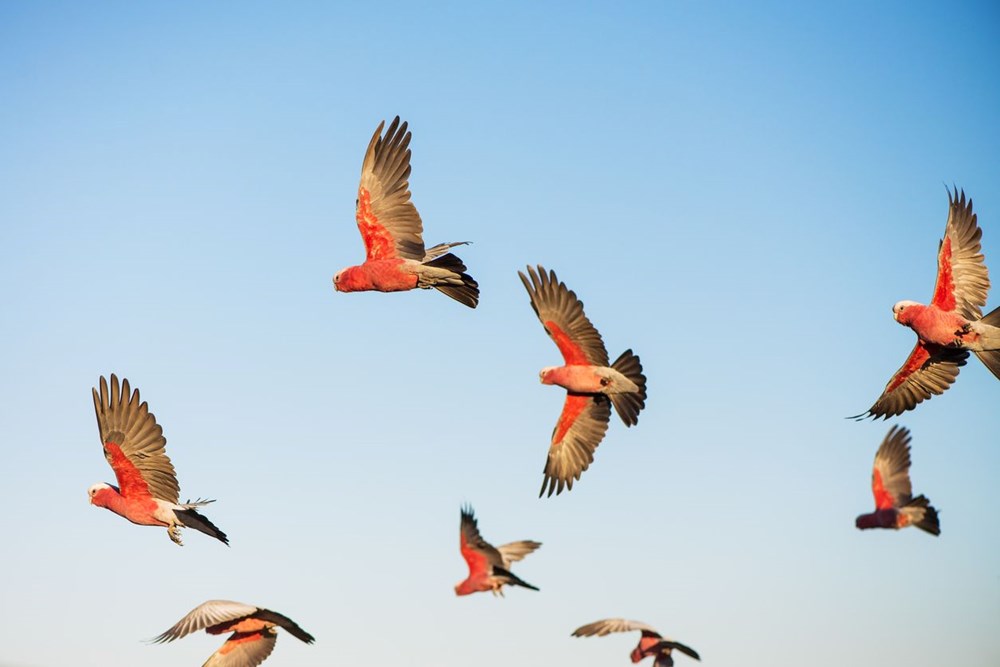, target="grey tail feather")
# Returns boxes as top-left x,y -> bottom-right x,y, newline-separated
905,495 -> 940,536
974,306 -> 1000,380
609,349 -> 647,427
175,508 -> 230,545
492,565 -> 539,591
424,252 -> 479,308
